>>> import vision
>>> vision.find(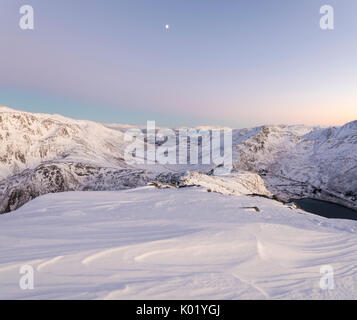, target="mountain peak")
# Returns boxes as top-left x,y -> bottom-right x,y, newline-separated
335,120 -> 357,138
0,106 -> 19,113
343,120 -> 357,128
